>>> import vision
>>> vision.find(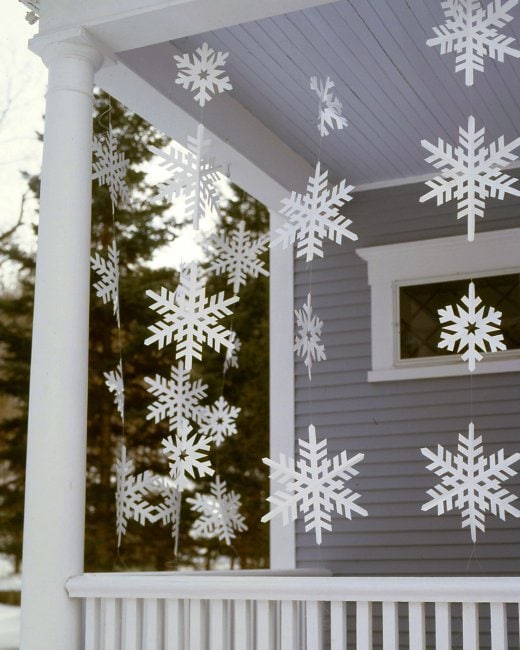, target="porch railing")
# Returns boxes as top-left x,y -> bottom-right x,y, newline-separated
66,572 -> 520,650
